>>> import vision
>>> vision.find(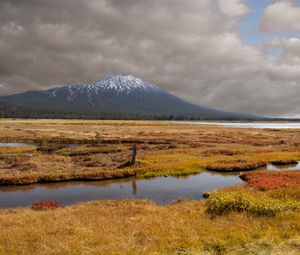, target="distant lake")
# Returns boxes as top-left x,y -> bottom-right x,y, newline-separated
173,121 -> 300,129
